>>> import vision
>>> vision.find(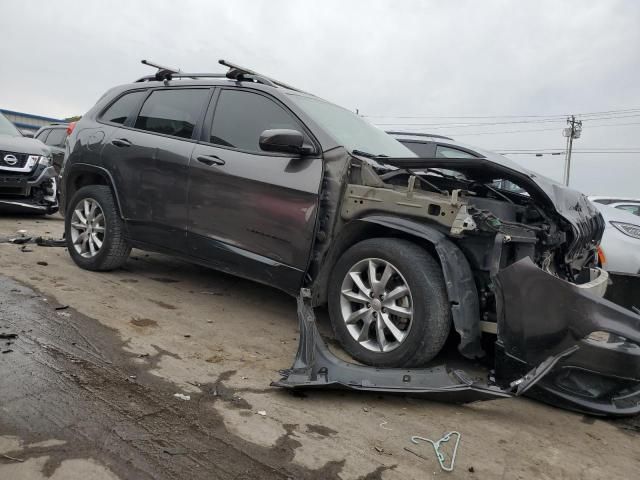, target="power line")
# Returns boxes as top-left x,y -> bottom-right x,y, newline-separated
372,113 -> 640,128
392,120 -> 640,136
364,107 -> 640,120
